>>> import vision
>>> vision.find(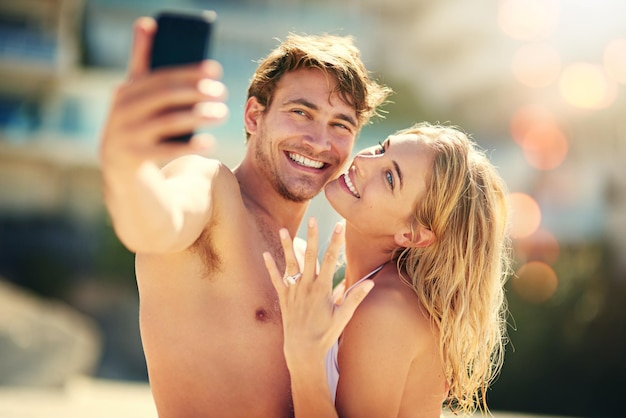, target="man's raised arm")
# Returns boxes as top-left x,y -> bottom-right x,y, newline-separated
99,17 -> 228,254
